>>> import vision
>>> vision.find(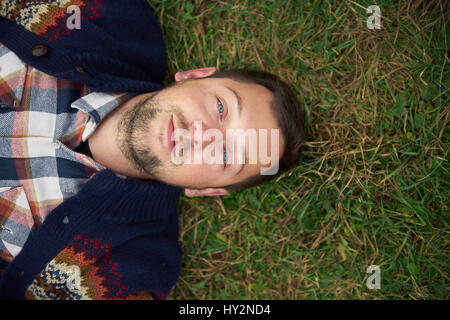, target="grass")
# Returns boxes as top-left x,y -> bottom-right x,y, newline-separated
149,0 -> 449,299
